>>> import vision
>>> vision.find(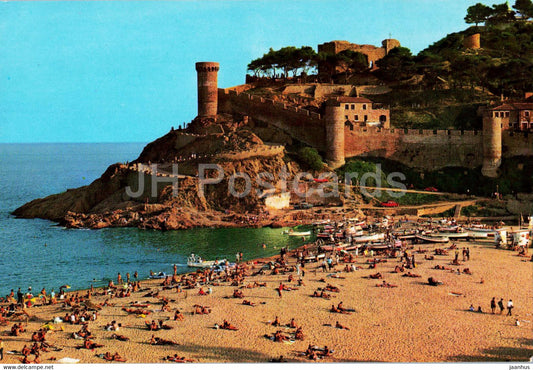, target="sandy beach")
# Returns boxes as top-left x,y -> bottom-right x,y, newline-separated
1,239 -> 532,363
